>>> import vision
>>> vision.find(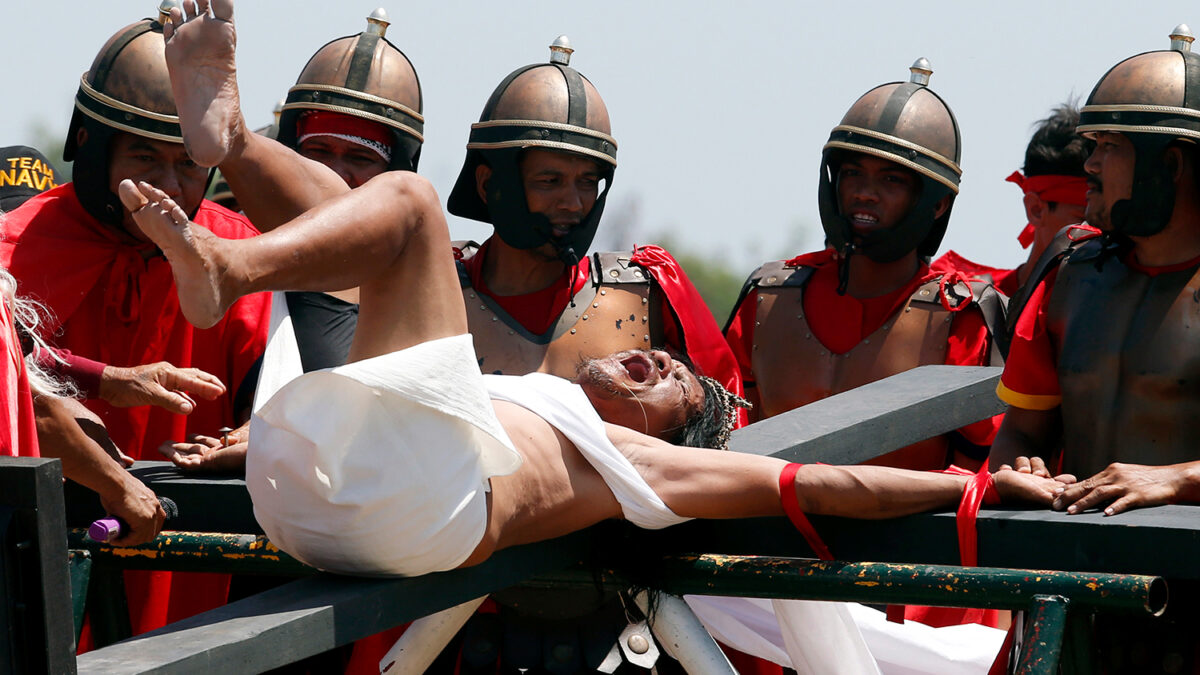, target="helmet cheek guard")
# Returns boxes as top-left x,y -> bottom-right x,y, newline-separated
817,59 -> 962,266
275,9 -> 424,173
67,13 -> 186,226
447,36 -> 618,265
1078,27 -> 1200,238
